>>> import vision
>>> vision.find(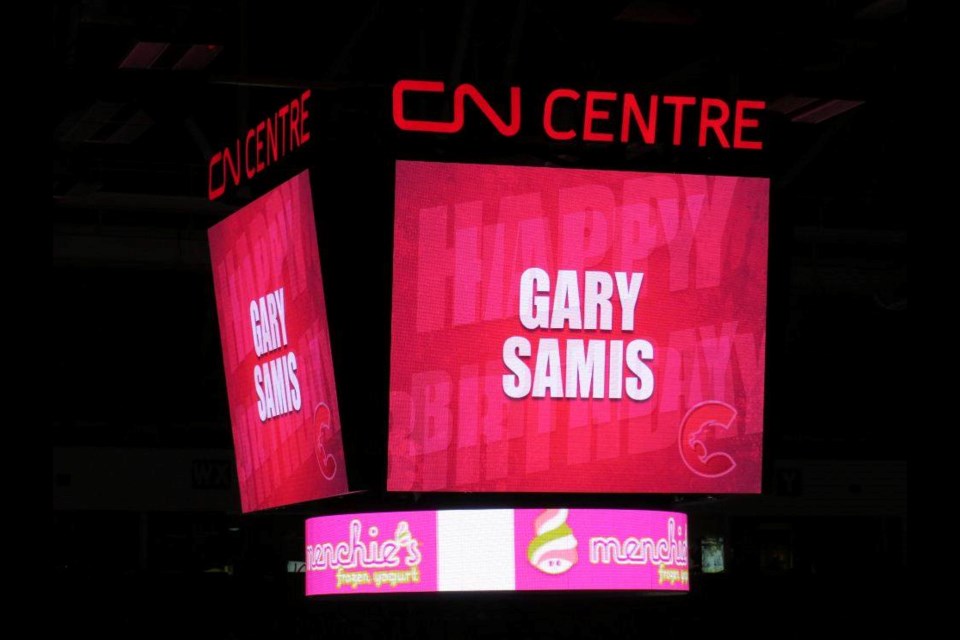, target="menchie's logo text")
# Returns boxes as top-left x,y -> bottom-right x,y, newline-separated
589,517 -> 689,585
306,519 -> 422,590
